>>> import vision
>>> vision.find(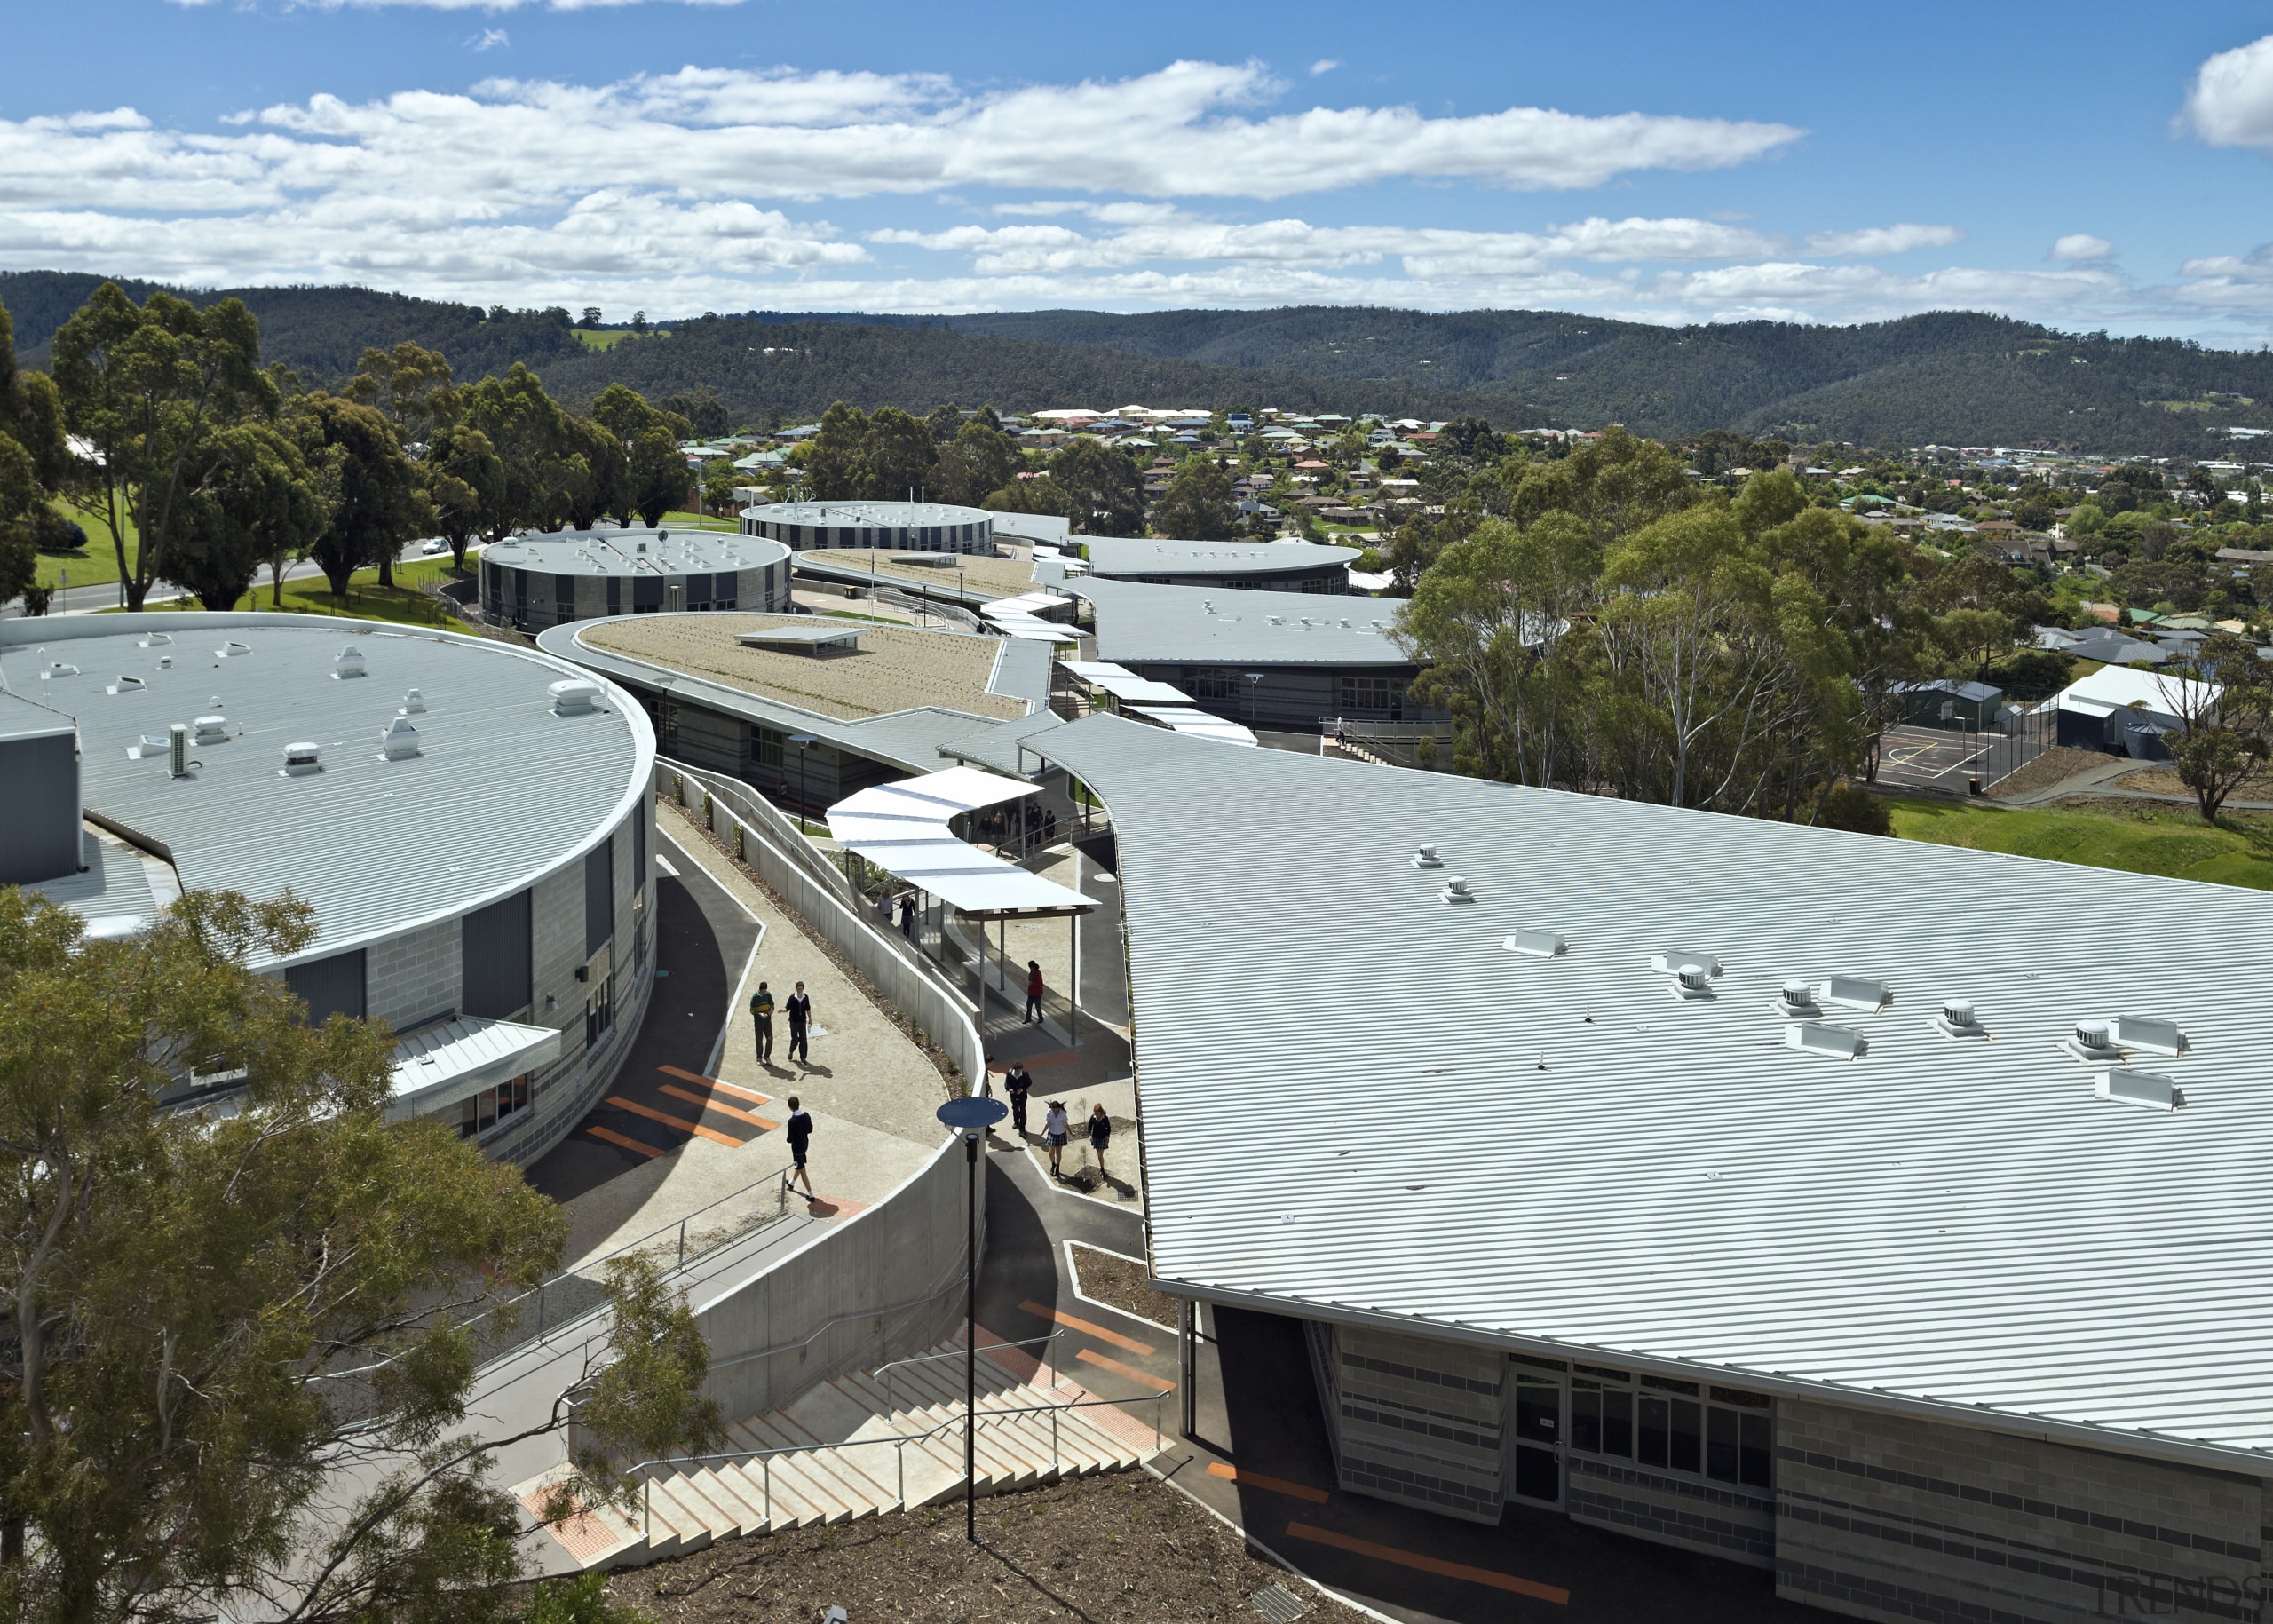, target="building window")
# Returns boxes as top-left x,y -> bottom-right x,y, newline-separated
750,724 -> 784,768
1340,675 -> 1406,717
606,577 -> 621,614
1572,1367 -> 1770,1490
585,971 -> 615,1050
1184,668 -> 1237,701
458,1073 -> 531,1137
